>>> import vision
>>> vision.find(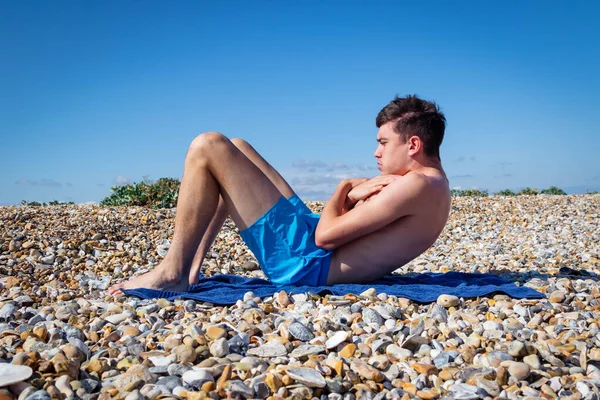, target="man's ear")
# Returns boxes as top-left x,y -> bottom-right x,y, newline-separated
407,136 -> 421,155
